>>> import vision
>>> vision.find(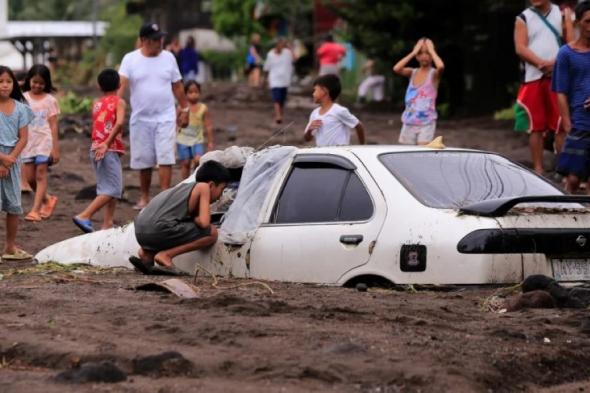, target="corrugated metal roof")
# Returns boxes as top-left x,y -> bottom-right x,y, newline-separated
0,21 -> 109,40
